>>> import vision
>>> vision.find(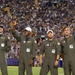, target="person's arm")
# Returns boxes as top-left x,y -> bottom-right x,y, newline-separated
31,38 -> 37,58
10,21 -> 21,42
60,41 -> 64,60
12,30 -> 21,42
39,54 -> 43,65
29,38 -> 37,65
56,55 -> 60,61
54,41 -> 61,67
5,36 -> 11,52
56,41 -> 61,59
39,41 -> 45,65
